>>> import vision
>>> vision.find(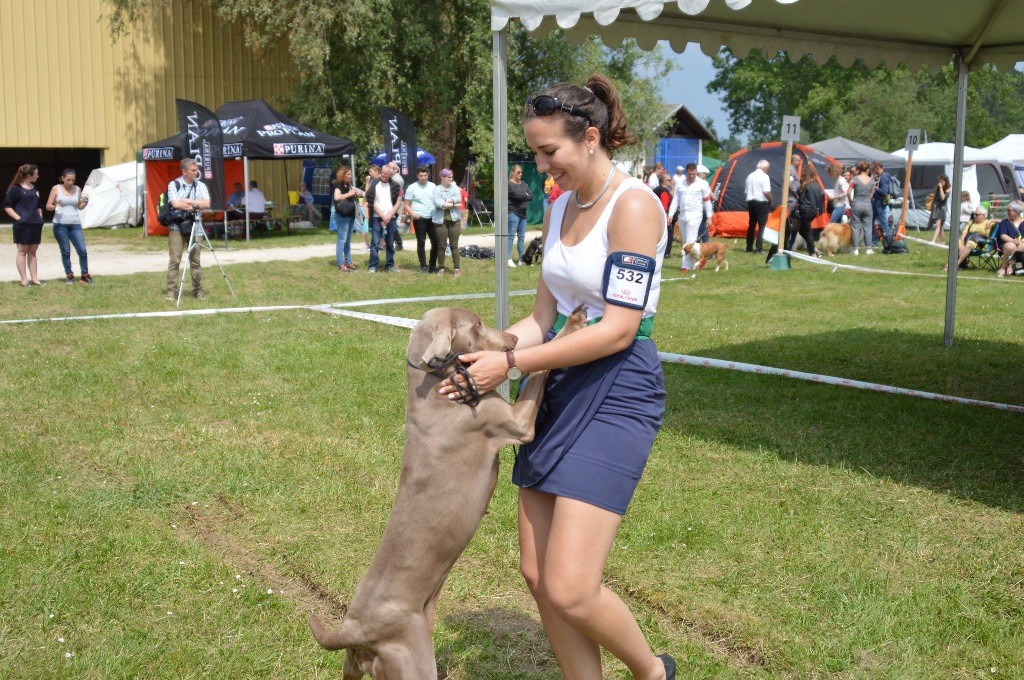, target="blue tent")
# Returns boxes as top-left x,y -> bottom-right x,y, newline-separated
371,148 -> 436,166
